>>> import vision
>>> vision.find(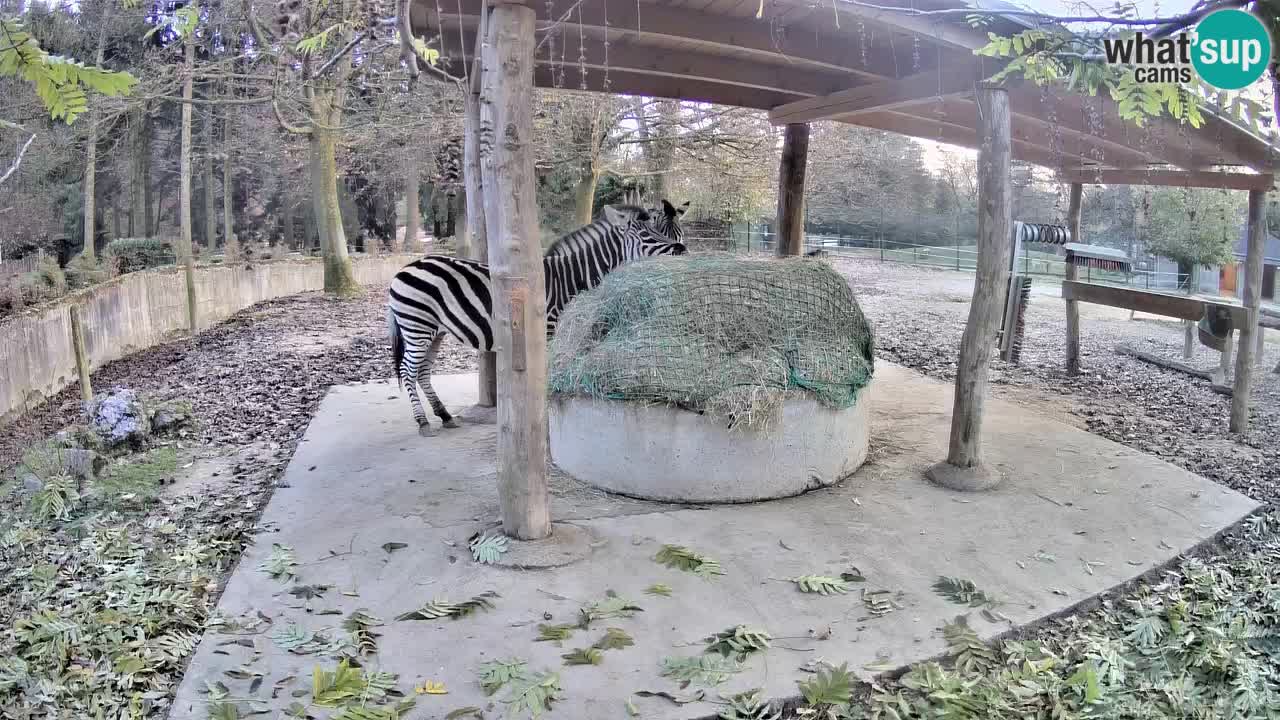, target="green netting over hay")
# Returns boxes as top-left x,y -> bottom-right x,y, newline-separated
548,254 -> 874,428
